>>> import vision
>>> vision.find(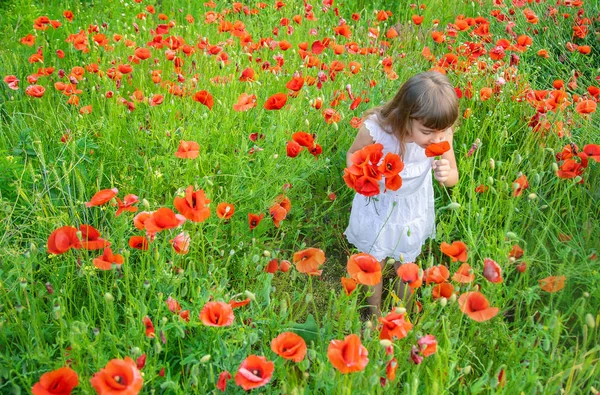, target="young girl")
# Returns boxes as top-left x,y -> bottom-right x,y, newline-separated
344,71 -> 459,317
